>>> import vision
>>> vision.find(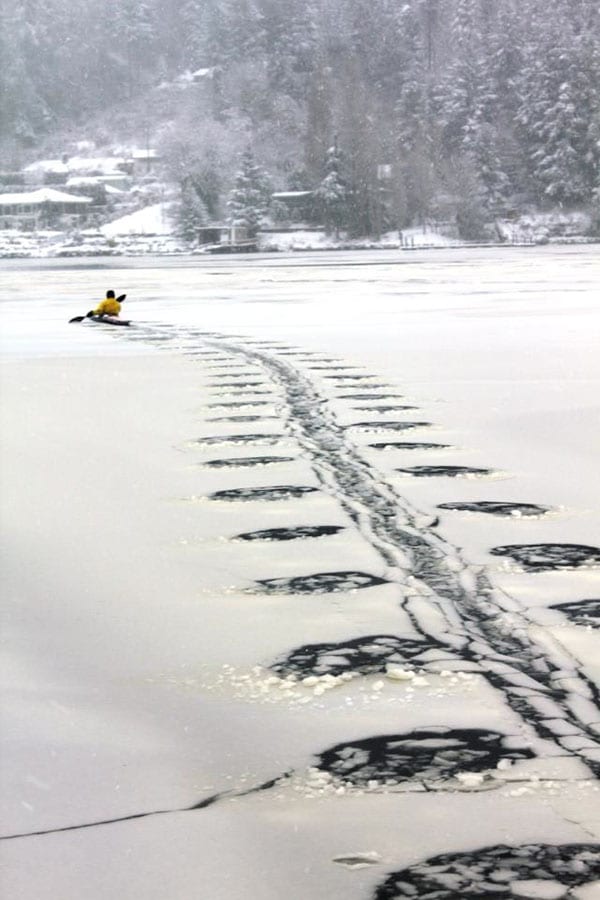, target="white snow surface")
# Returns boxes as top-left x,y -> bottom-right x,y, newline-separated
0,188 -> 93,205
23,156 -> 127,176
101,202 -> 174,236
1,246 -> 599,899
